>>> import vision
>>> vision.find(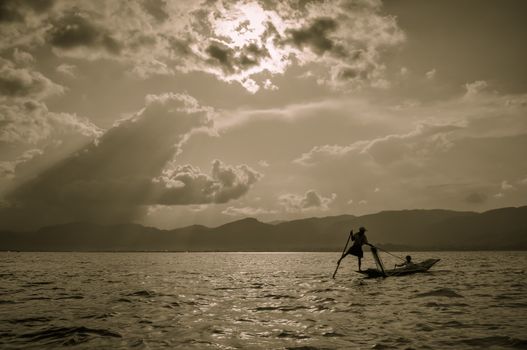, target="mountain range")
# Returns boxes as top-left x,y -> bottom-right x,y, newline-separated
1,206 -> 526,251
